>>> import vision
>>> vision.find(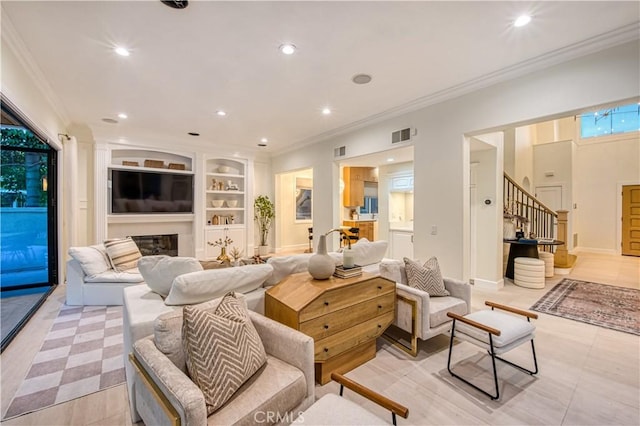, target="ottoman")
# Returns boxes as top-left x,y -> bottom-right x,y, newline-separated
513,257 -> 545,288
538,251 -> 555,277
